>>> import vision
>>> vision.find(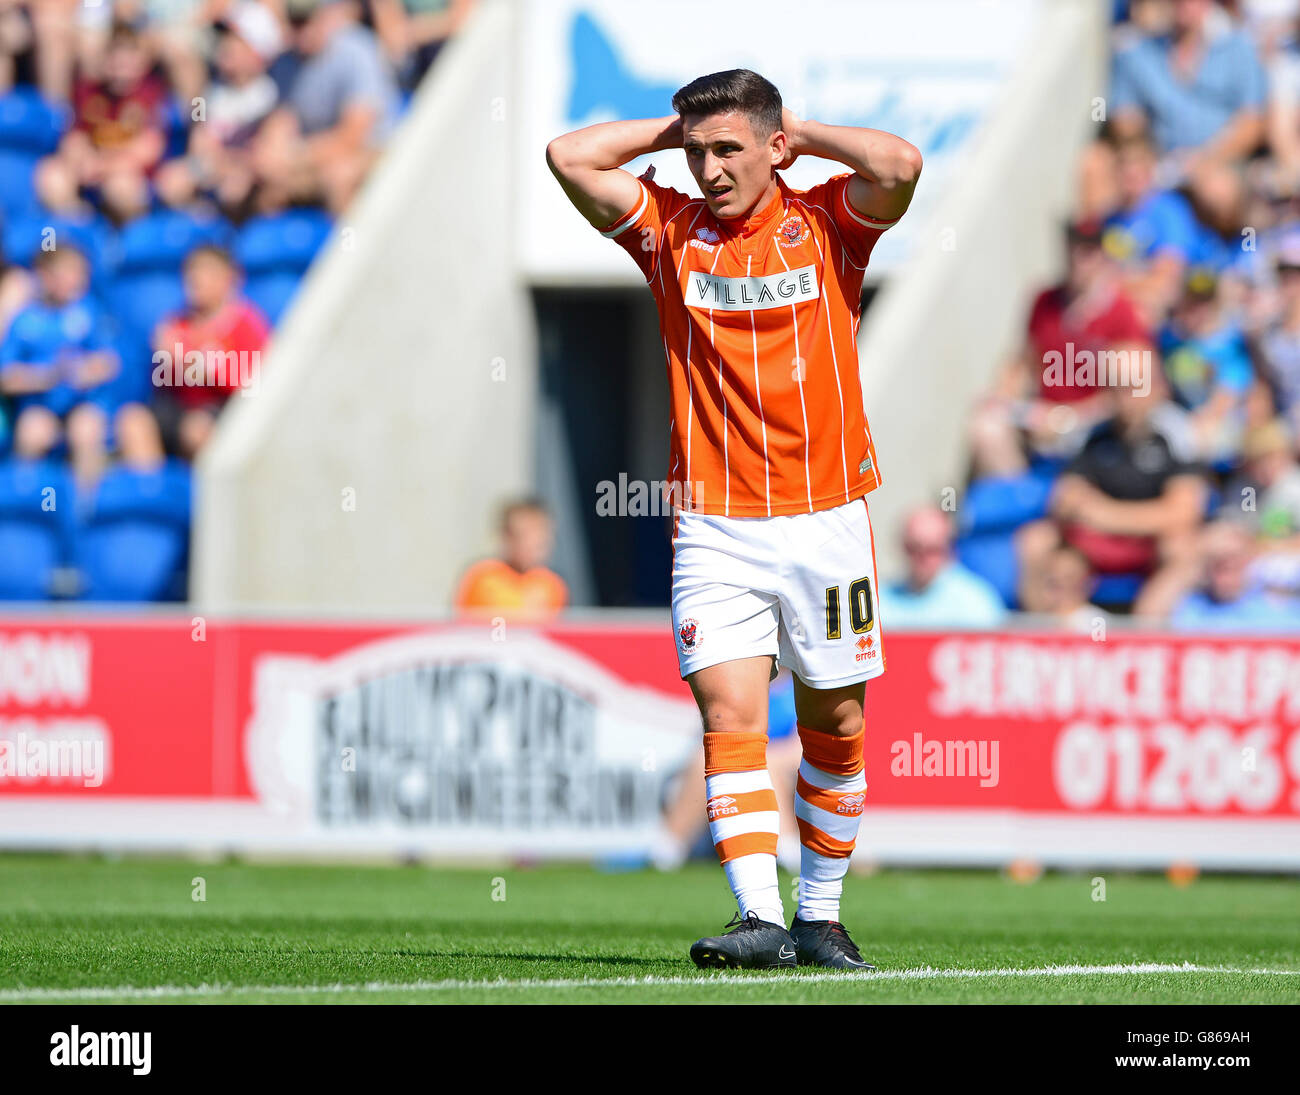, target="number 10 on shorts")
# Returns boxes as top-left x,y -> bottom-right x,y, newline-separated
824,578 -> 875,640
